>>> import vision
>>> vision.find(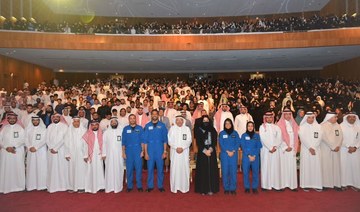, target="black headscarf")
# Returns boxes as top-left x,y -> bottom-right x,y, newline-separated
246,121 -> 255,139
223,118 -> 234,135
200,115 -> 212,131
